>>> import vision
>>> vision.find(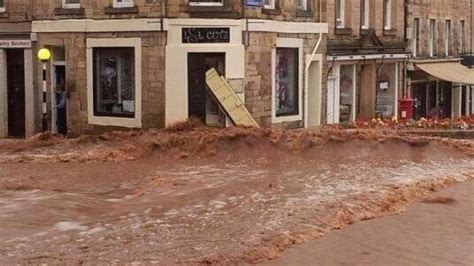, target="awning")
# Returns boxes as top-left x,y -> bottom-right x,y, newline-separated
415,62 -> 474,85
